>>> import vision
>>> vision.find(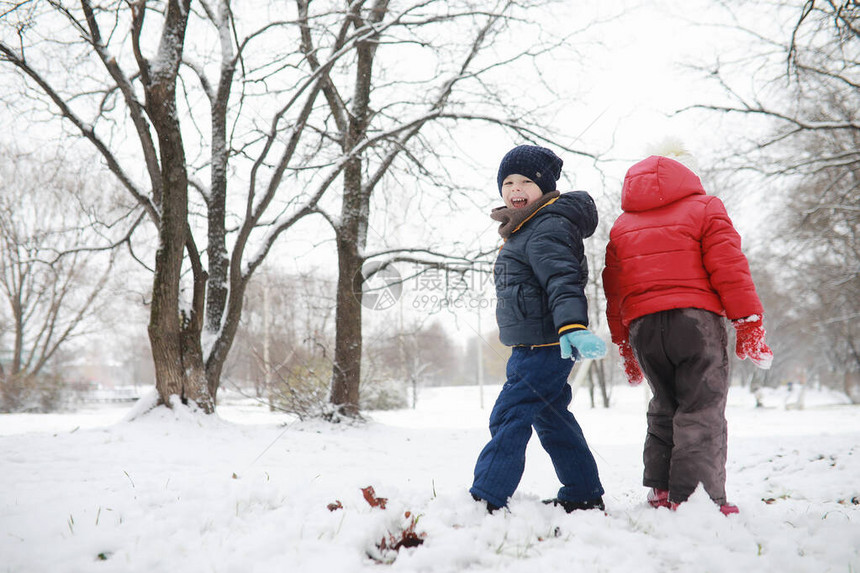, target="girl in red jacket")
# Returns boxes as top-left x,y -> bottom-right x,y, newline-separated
602,154 -> 773,515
